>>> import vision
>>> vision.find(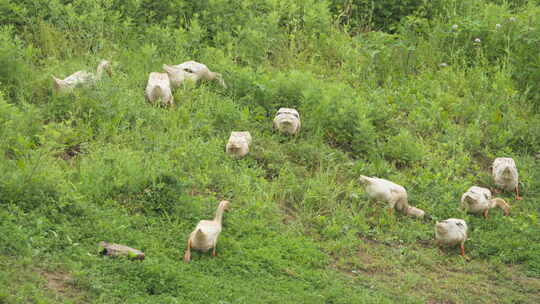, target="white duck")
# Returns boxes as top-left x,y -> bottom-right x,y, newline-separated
460,186 -> 510,219
226,131 -> 252,158
273,108 -> 301,135
162,64 -> 197,88
435,218 -> 468,258
163,61 -> 226,88
184,200 -> 230,263
492,157 -> 521,200
358,175 -> 425,218
52,60 -> 112,92
145,72 -> 174,106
